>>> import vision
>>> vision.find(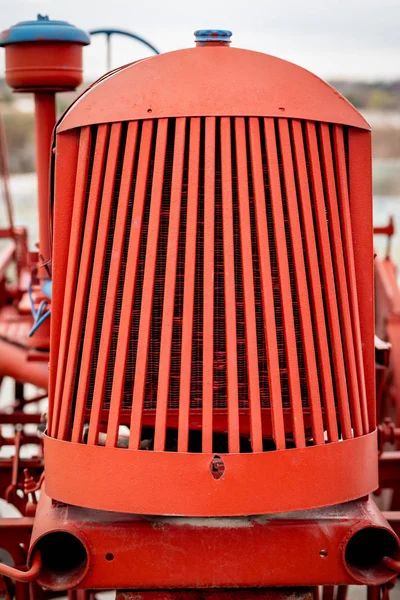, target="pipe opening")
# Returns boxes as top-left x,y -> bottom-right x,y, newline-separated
33,531 -> 88,590
344,526 -> 400,584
